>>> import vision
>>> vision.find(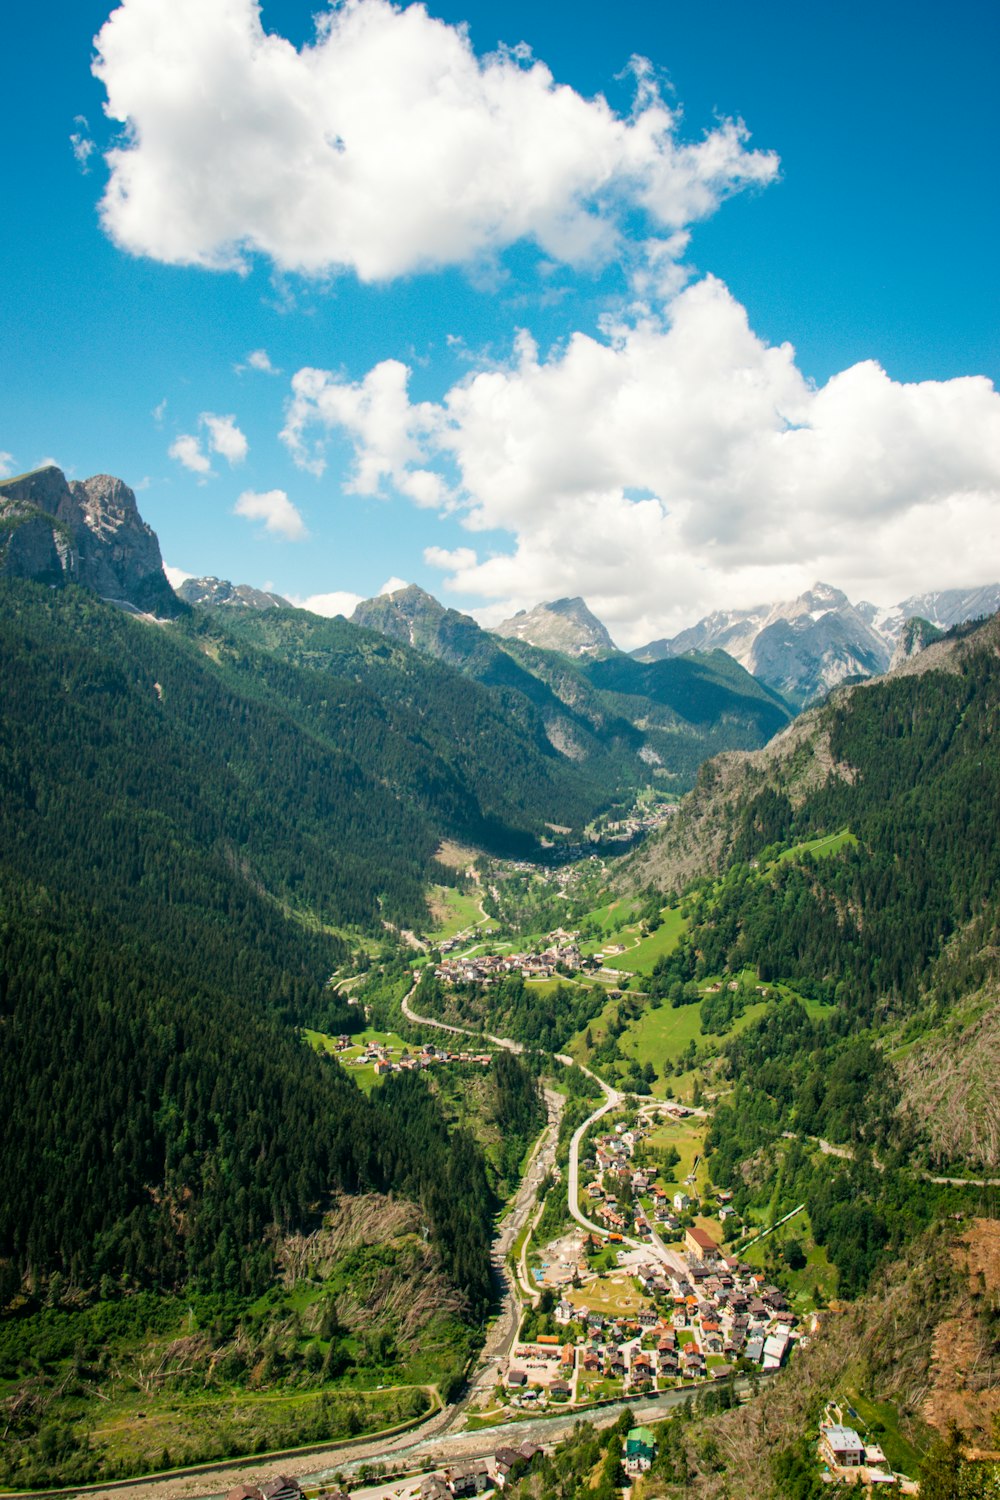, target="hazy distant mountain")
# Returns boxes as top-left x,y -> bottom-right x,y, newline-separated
633,583 -> 890,707
861,583 -> 1000,646
632,580 -> 1000,707
177,575 -> 289,610
0,464 -> 181,617
492,596 -> 617,658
